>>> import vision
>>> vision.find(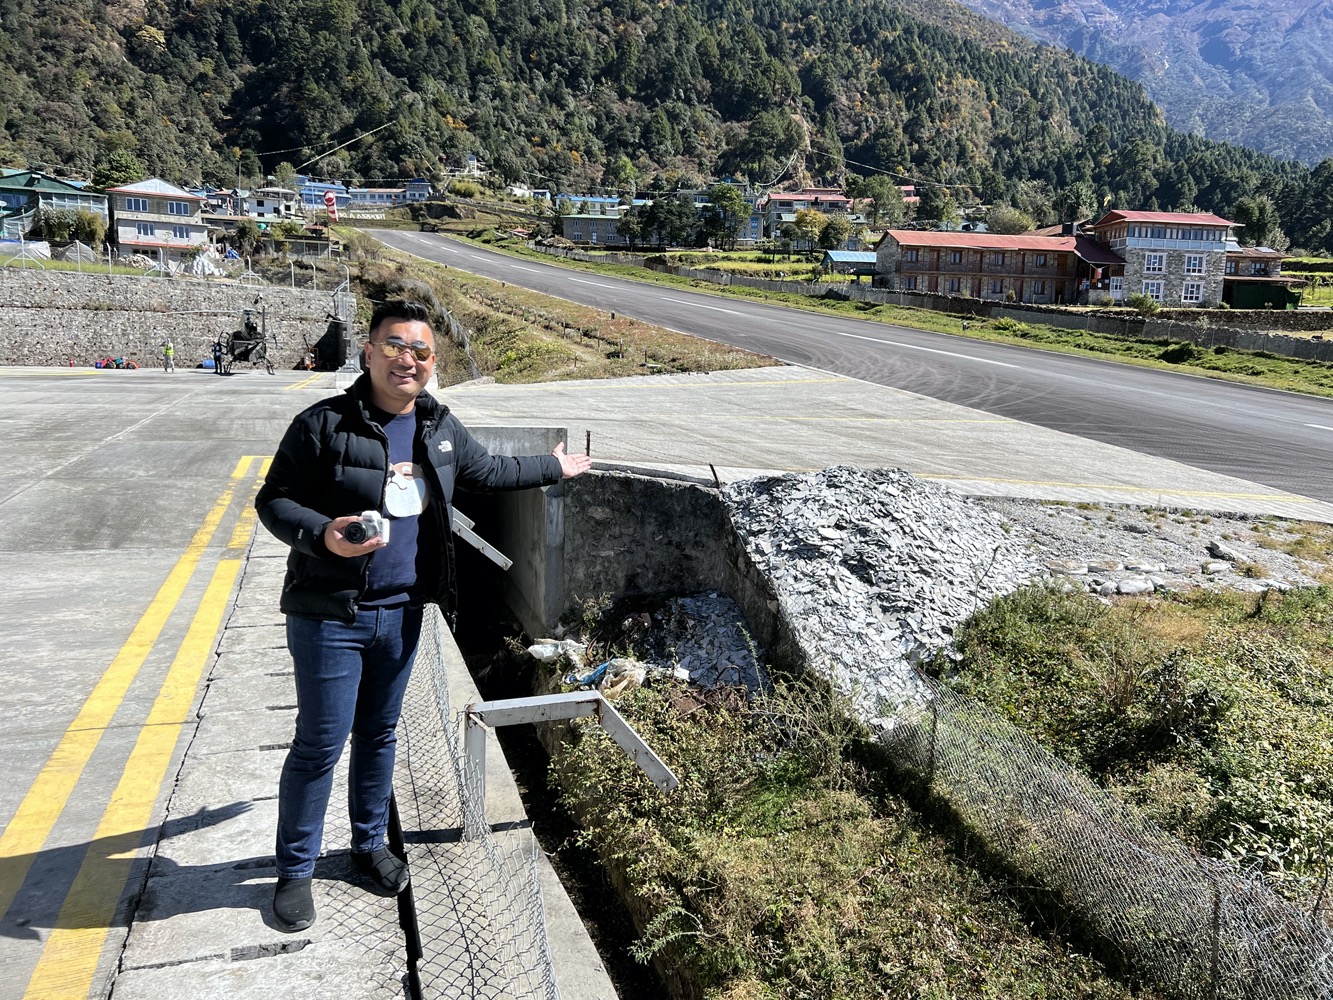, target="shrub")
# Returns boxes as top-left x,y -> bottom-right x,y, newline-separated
992,317 -> 1031,335
1126,292 -> 1161,316
448,179 -> 481,198
1158,342 -> 1198,364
